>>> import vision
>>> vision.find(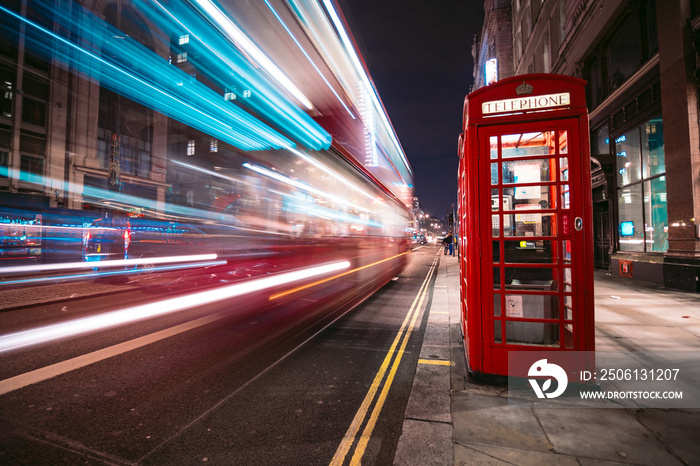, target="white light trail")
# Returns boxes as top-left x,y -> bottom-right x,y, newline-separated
320,0 -> 412,174
191,0 -> 314,110
1,254 -> 219,274
0,260 -> 351,353
287,147 -> 377,201
242,162 -> 373,213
